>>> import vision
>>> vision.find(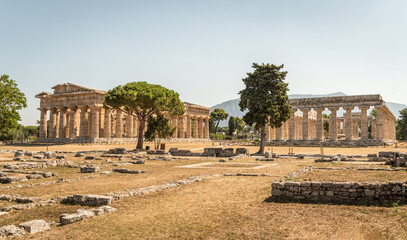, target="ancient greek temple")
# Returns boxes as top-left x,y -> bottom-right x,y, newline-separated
35,83 -> 210,142
265,95 -> 397,145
